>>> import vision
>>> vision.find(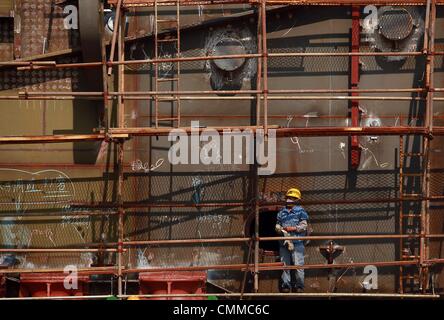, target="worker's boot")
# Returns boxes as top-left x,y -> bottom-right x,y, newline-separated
280,286 -> 291,293
293,288 -> 304,293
